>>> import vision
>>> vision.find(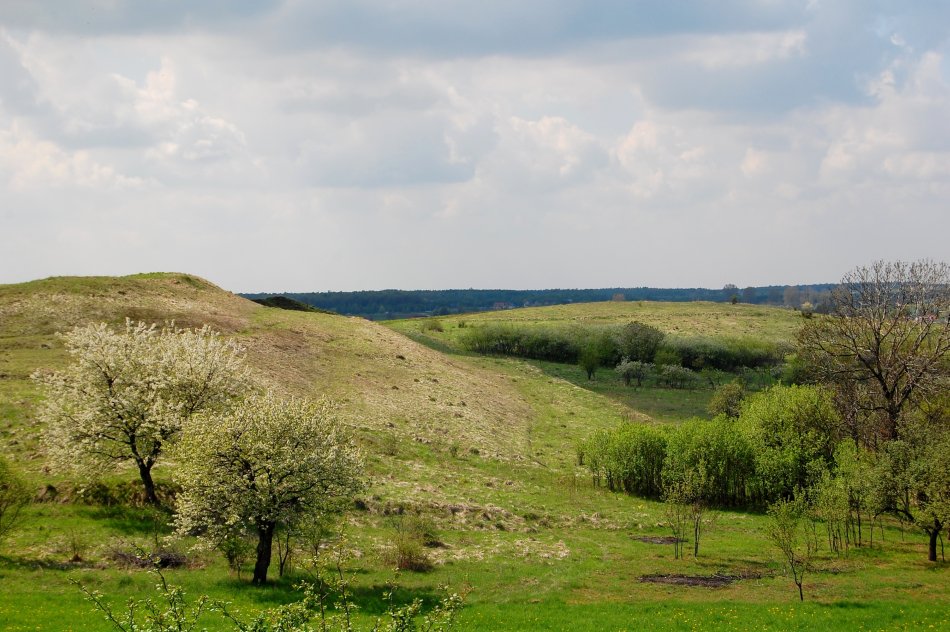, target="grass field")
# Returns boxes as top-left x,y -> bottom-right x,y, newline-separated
385,300 -> 803,352
0,275 -> 947,630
